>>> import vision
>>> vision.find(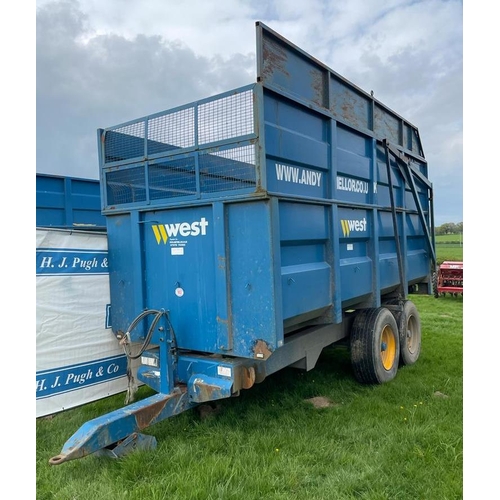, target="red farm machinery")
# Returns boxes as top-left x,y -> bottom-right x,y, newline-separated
433,261 -> 463,297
